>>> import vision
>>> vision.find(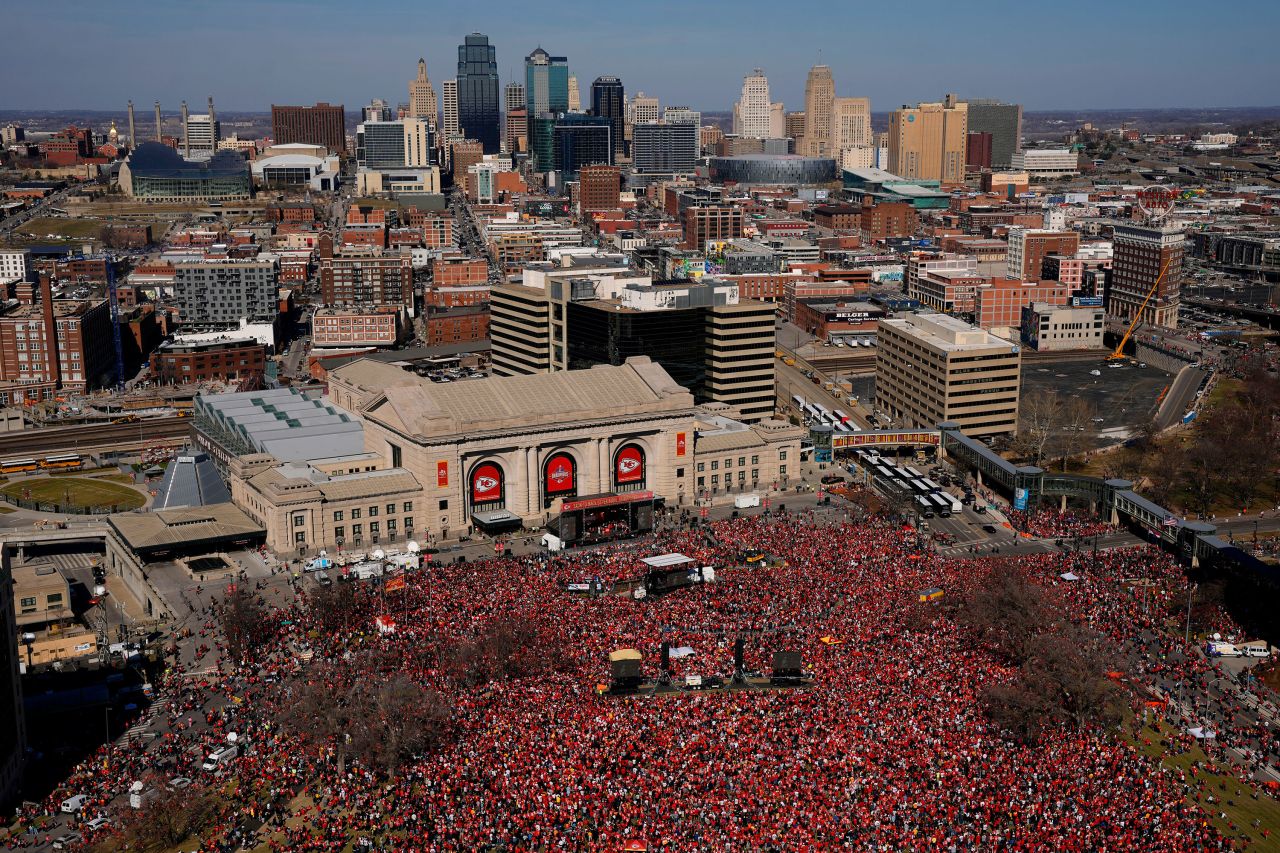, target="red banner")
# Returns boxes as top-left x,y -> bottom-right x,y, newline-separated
676,432 -> 686,457
560,491 -> 653,513
437,460 -> 448,488
544,452 -> 576,495
385,575 -> 406,593
471,462 -> 503,504
615,445 -> 645,484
